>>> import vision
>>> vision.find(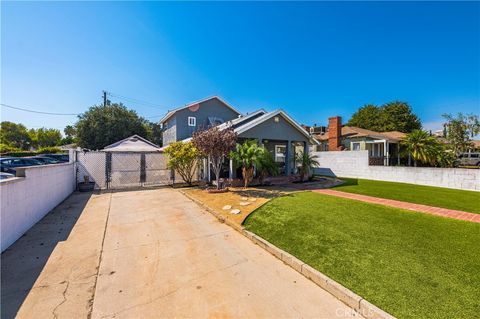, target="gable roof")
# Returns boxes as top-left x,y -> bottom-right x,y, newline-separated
234,109 -> 320,145
314,126 -> 406,142
159,96 -> 241,124
103,135 -> 161,152
216,109 -> 267,130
